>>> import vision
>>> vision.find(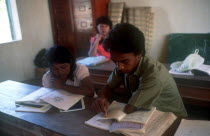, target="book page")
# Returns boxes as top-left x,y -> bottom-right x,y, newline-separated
174,119 -> 210,136
60,99 -> 85,112
110,121 -> 145,133
15,87 -> 54,104
85,113 -> 114,131
15,104 -> 52,113
122,110 -> 177,136
121,107 -> 156,124
120,131 -> 143,136
40,89 -> 84,111
99,101 -> 127,121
